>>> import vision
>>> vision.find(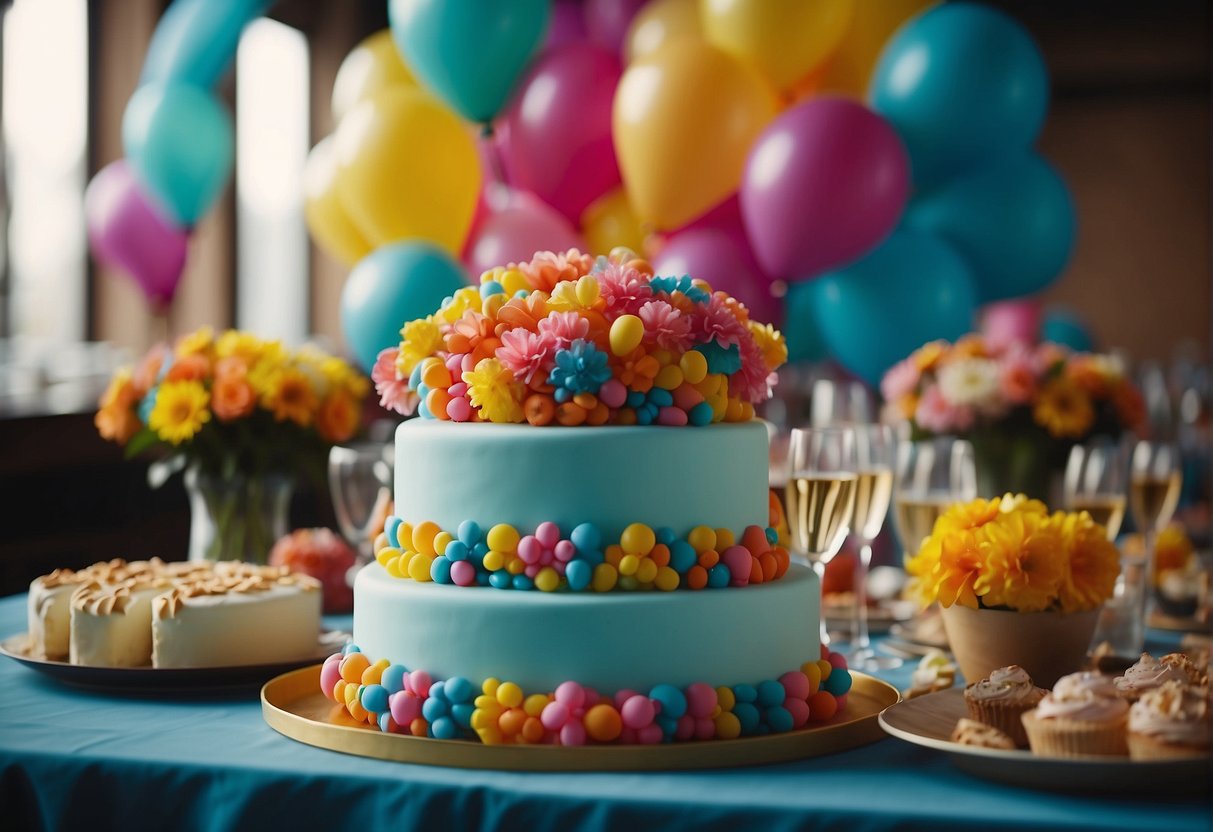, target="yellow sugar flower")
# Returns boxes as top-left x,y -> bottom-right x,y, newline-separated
546,276 -> 602,313
261,366 -> 319,426
974,511 -> 1066,612
747,321 -> 788,371
175,326 -> 215,359
396,316 -> 443,376
436,286 -> 483,325
148,380 -> 211,445
1055,511 -> 1120,613
1033,378 -> 1094,438
463,358 -> 524,423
